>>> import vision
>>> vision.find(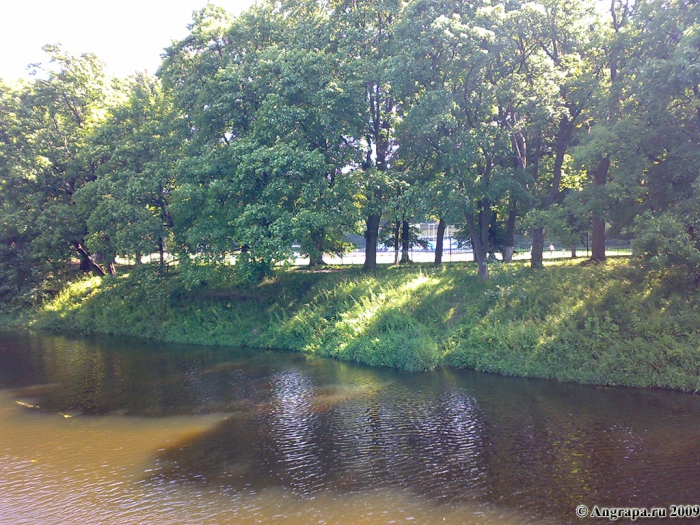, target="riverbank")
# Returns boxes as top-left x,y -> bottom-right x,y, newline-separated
3,258 -> 700,392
